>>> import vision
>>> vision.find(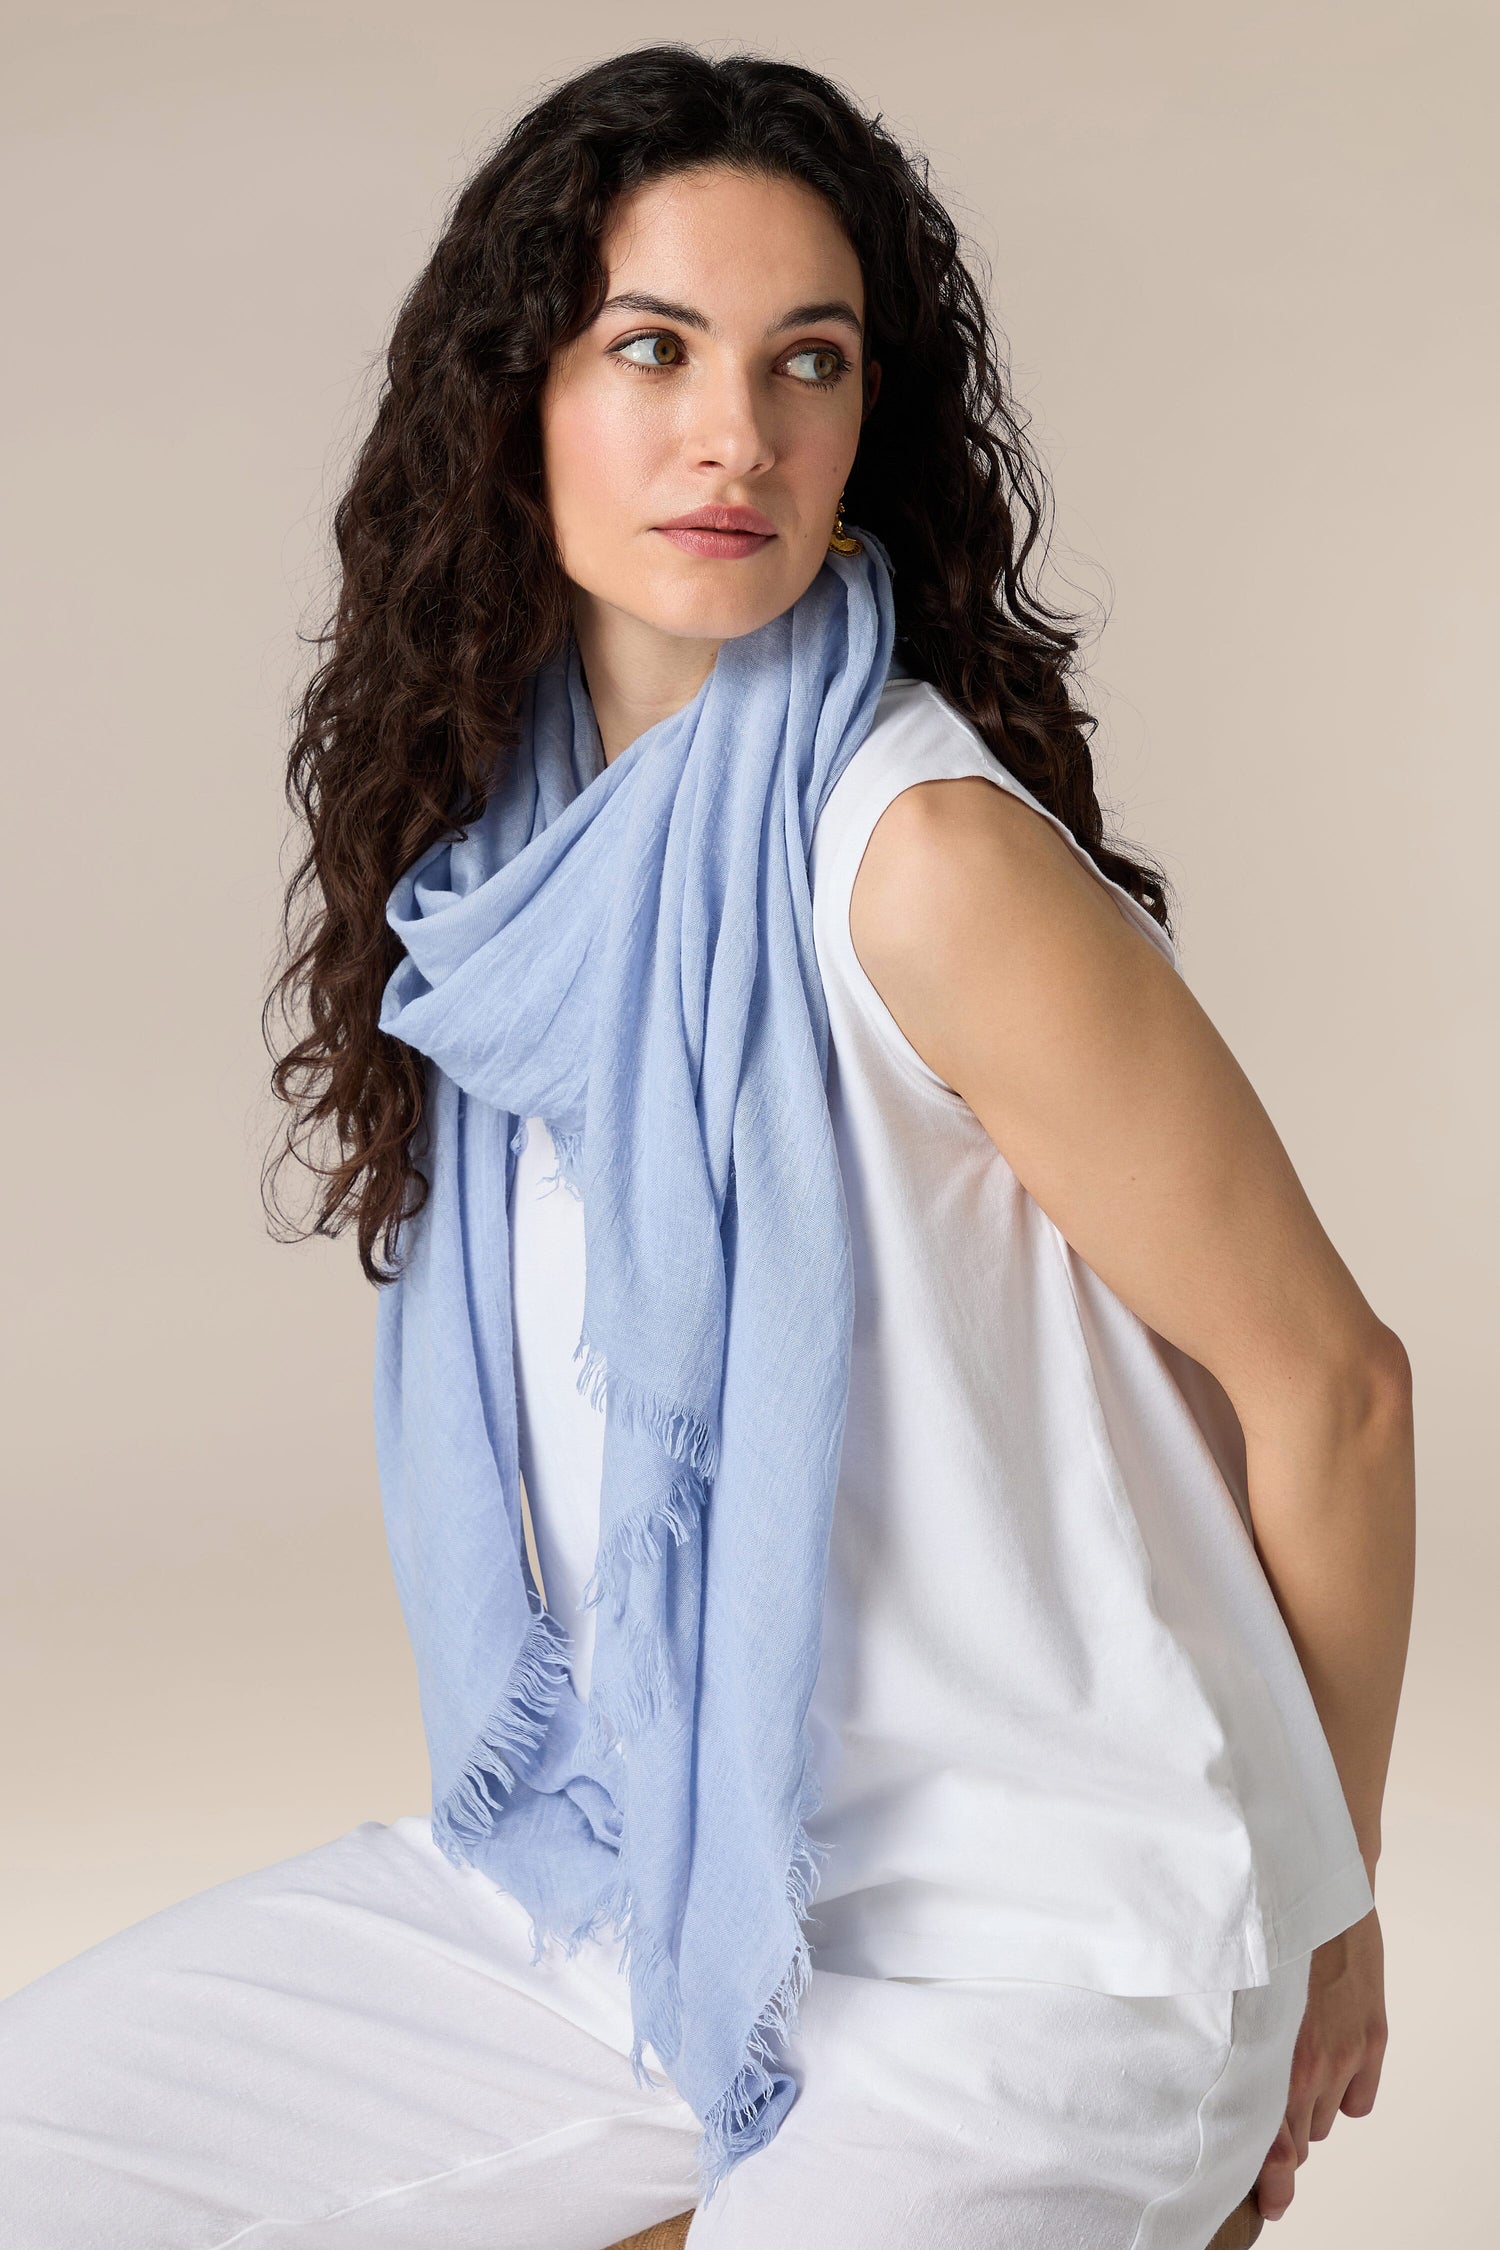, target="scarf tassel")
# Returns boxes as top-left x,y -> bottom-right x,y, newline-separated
425,1596 -> 689,2104
694,1746 -> 834,2203
431,1301 -> 831,2205
578,1468 -> 705,1620
430,1605 -> 576,1862
571,1337 -> 720,1485
553,1710 -> 834,2207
